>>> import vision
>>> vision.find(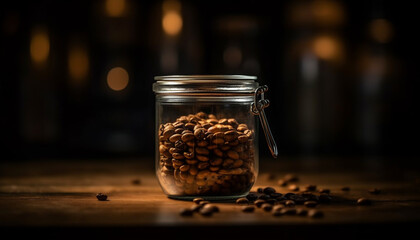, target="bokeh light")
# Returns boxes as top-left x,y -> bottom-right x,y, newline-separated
105,0 -> 126,17
369,19 -> 394,43
68,46 -> 89,86
107,67 -> 129,91
162,11 -> 183,36
30,28 -> 50,65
